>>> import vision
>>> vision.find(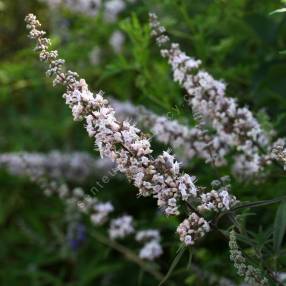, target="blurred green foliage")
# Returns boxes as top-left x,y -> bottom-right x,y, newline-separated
1,0 -> 286,285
